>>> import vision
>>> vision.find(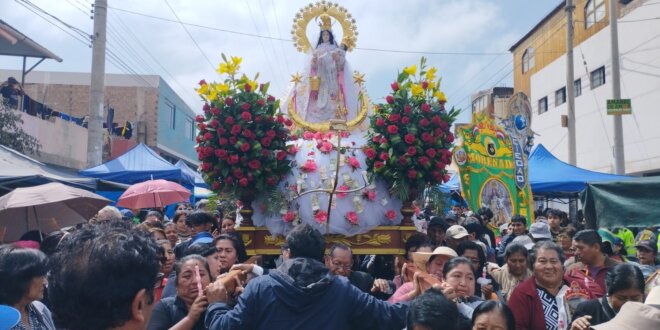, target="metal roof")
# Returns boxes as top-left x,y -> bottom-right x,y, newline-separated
0,19 -> 62,61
